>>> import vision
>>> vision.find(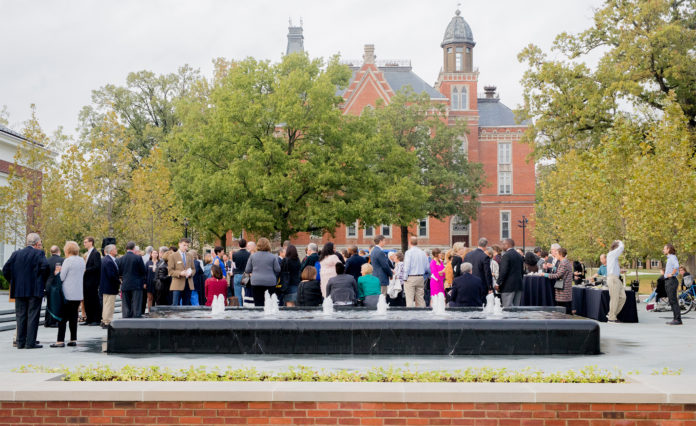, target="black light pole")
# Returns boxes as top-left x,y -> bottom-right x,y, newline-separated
517,216 -> 528,251
183,218 -> 189,239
